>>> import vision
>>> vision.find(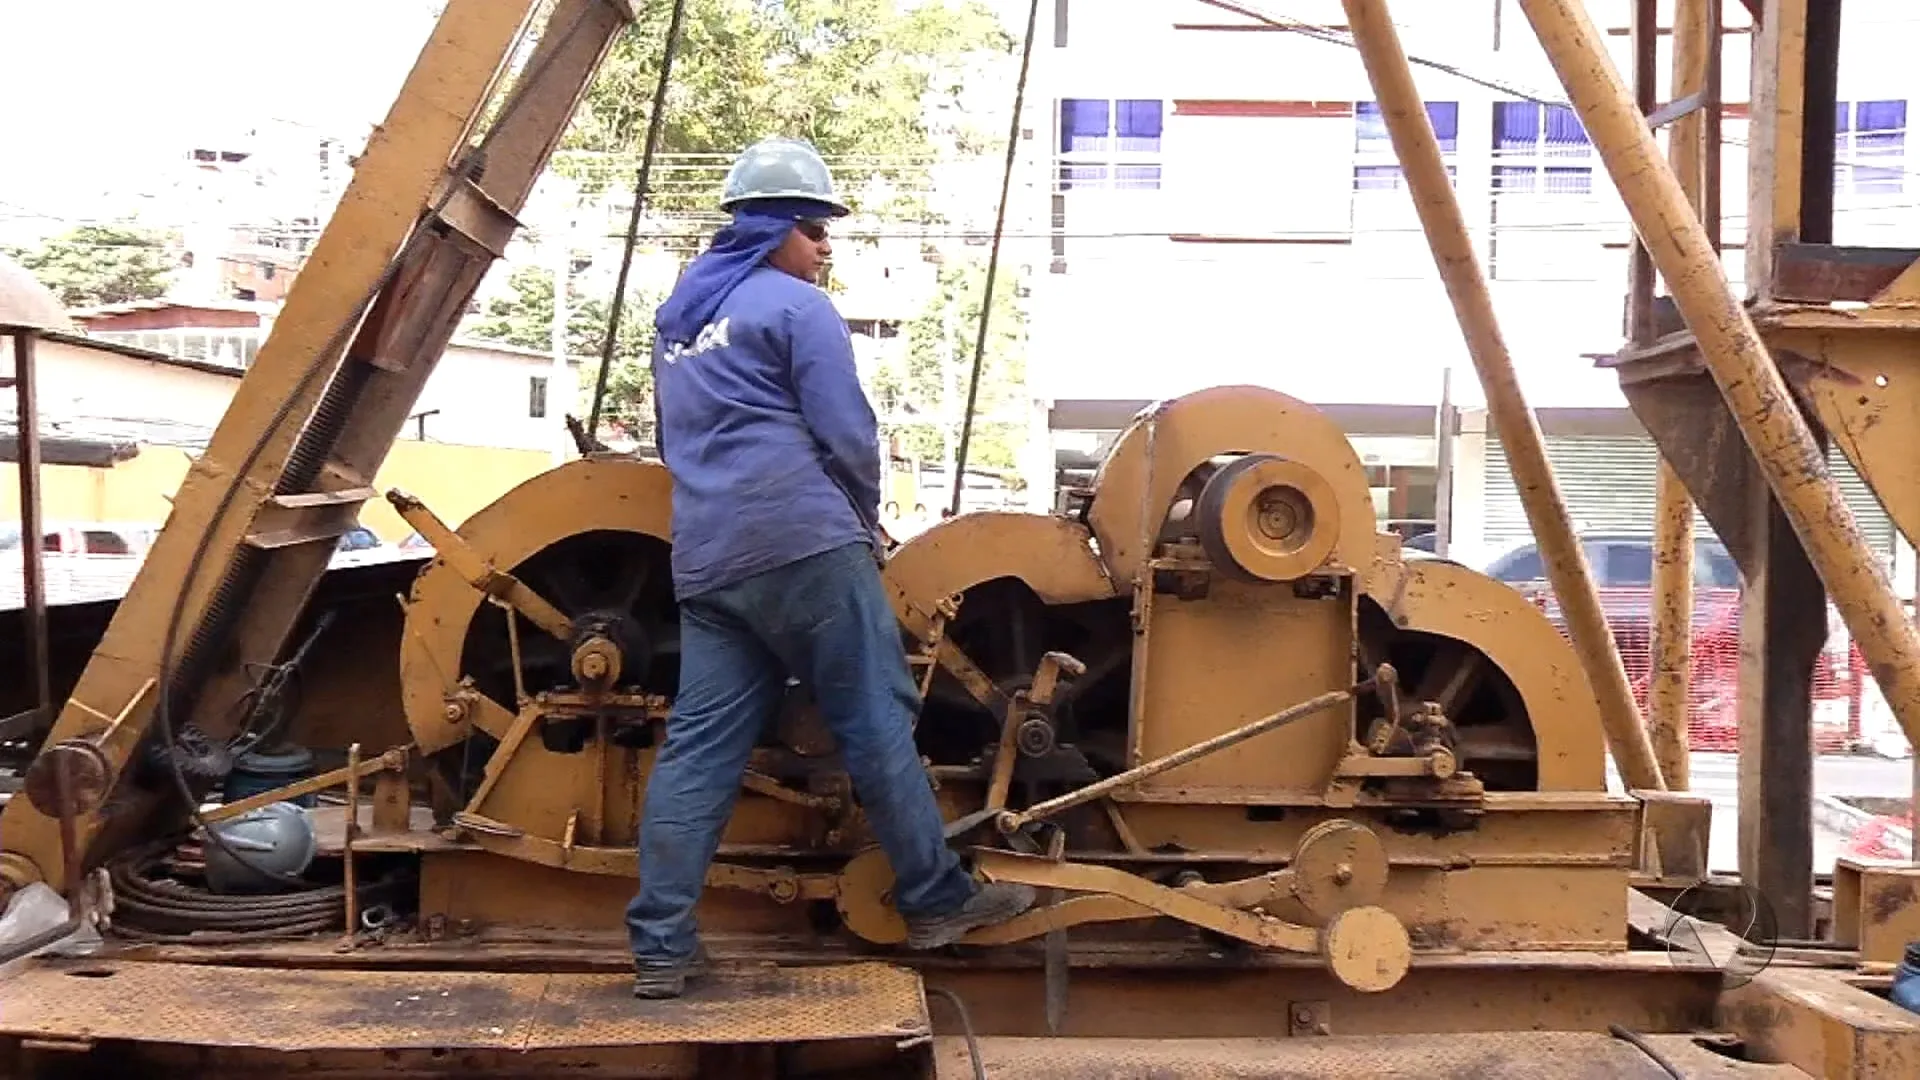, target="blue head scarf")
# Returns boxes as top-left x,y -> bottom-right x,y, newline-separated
654,197 -> 836,345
